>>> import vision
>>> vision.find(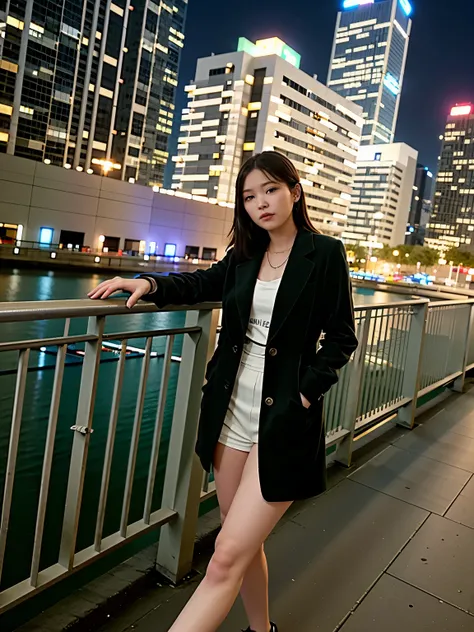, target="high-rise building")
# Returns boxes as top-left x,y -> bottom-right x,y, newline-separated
343,142 -> 417,247
426,104 -> 474,253
174,37 -> 364,238
0,0 -> 186,187
328,0 -> 413,145
405,164 -> 433,245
